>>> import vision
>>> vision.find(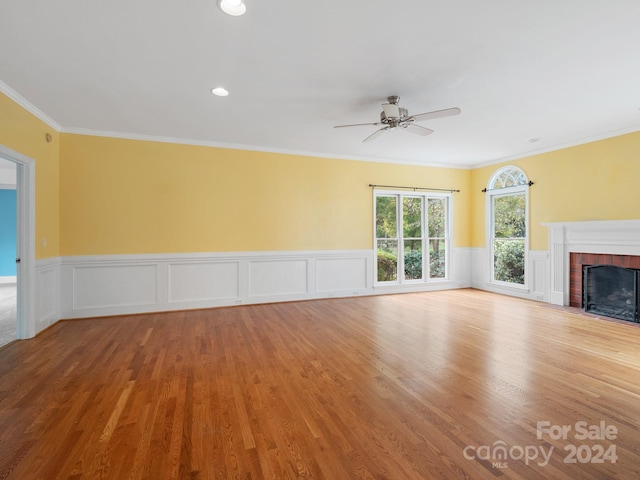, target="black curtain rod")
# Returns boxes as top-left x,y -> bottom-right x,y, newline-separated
481,180 -> 534,193
369,184 -> 460,193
